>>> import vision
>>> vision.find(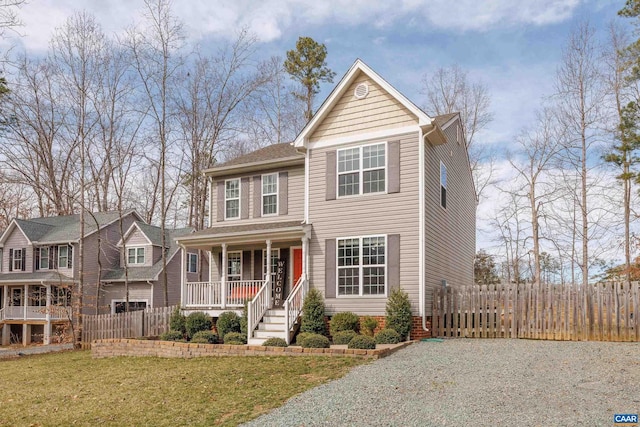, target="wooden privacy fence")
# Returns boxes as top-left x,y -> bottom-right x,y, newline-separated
433,282 -> 640,342
81,305 -> 176,348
